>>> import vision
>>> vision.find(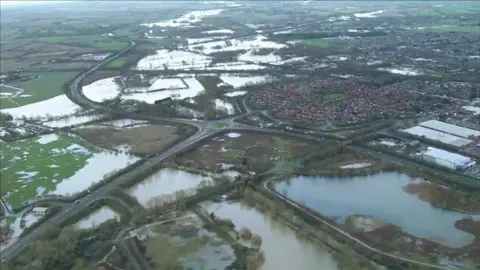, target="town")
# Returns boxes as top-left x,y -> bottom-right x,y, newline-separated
0,1 -> 479,270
